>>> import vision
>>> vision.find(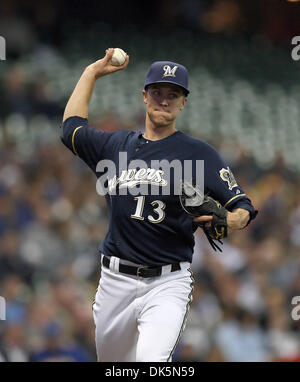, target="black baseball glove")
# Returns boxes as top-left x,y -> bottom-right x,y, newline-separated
179,181 -> 228,252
